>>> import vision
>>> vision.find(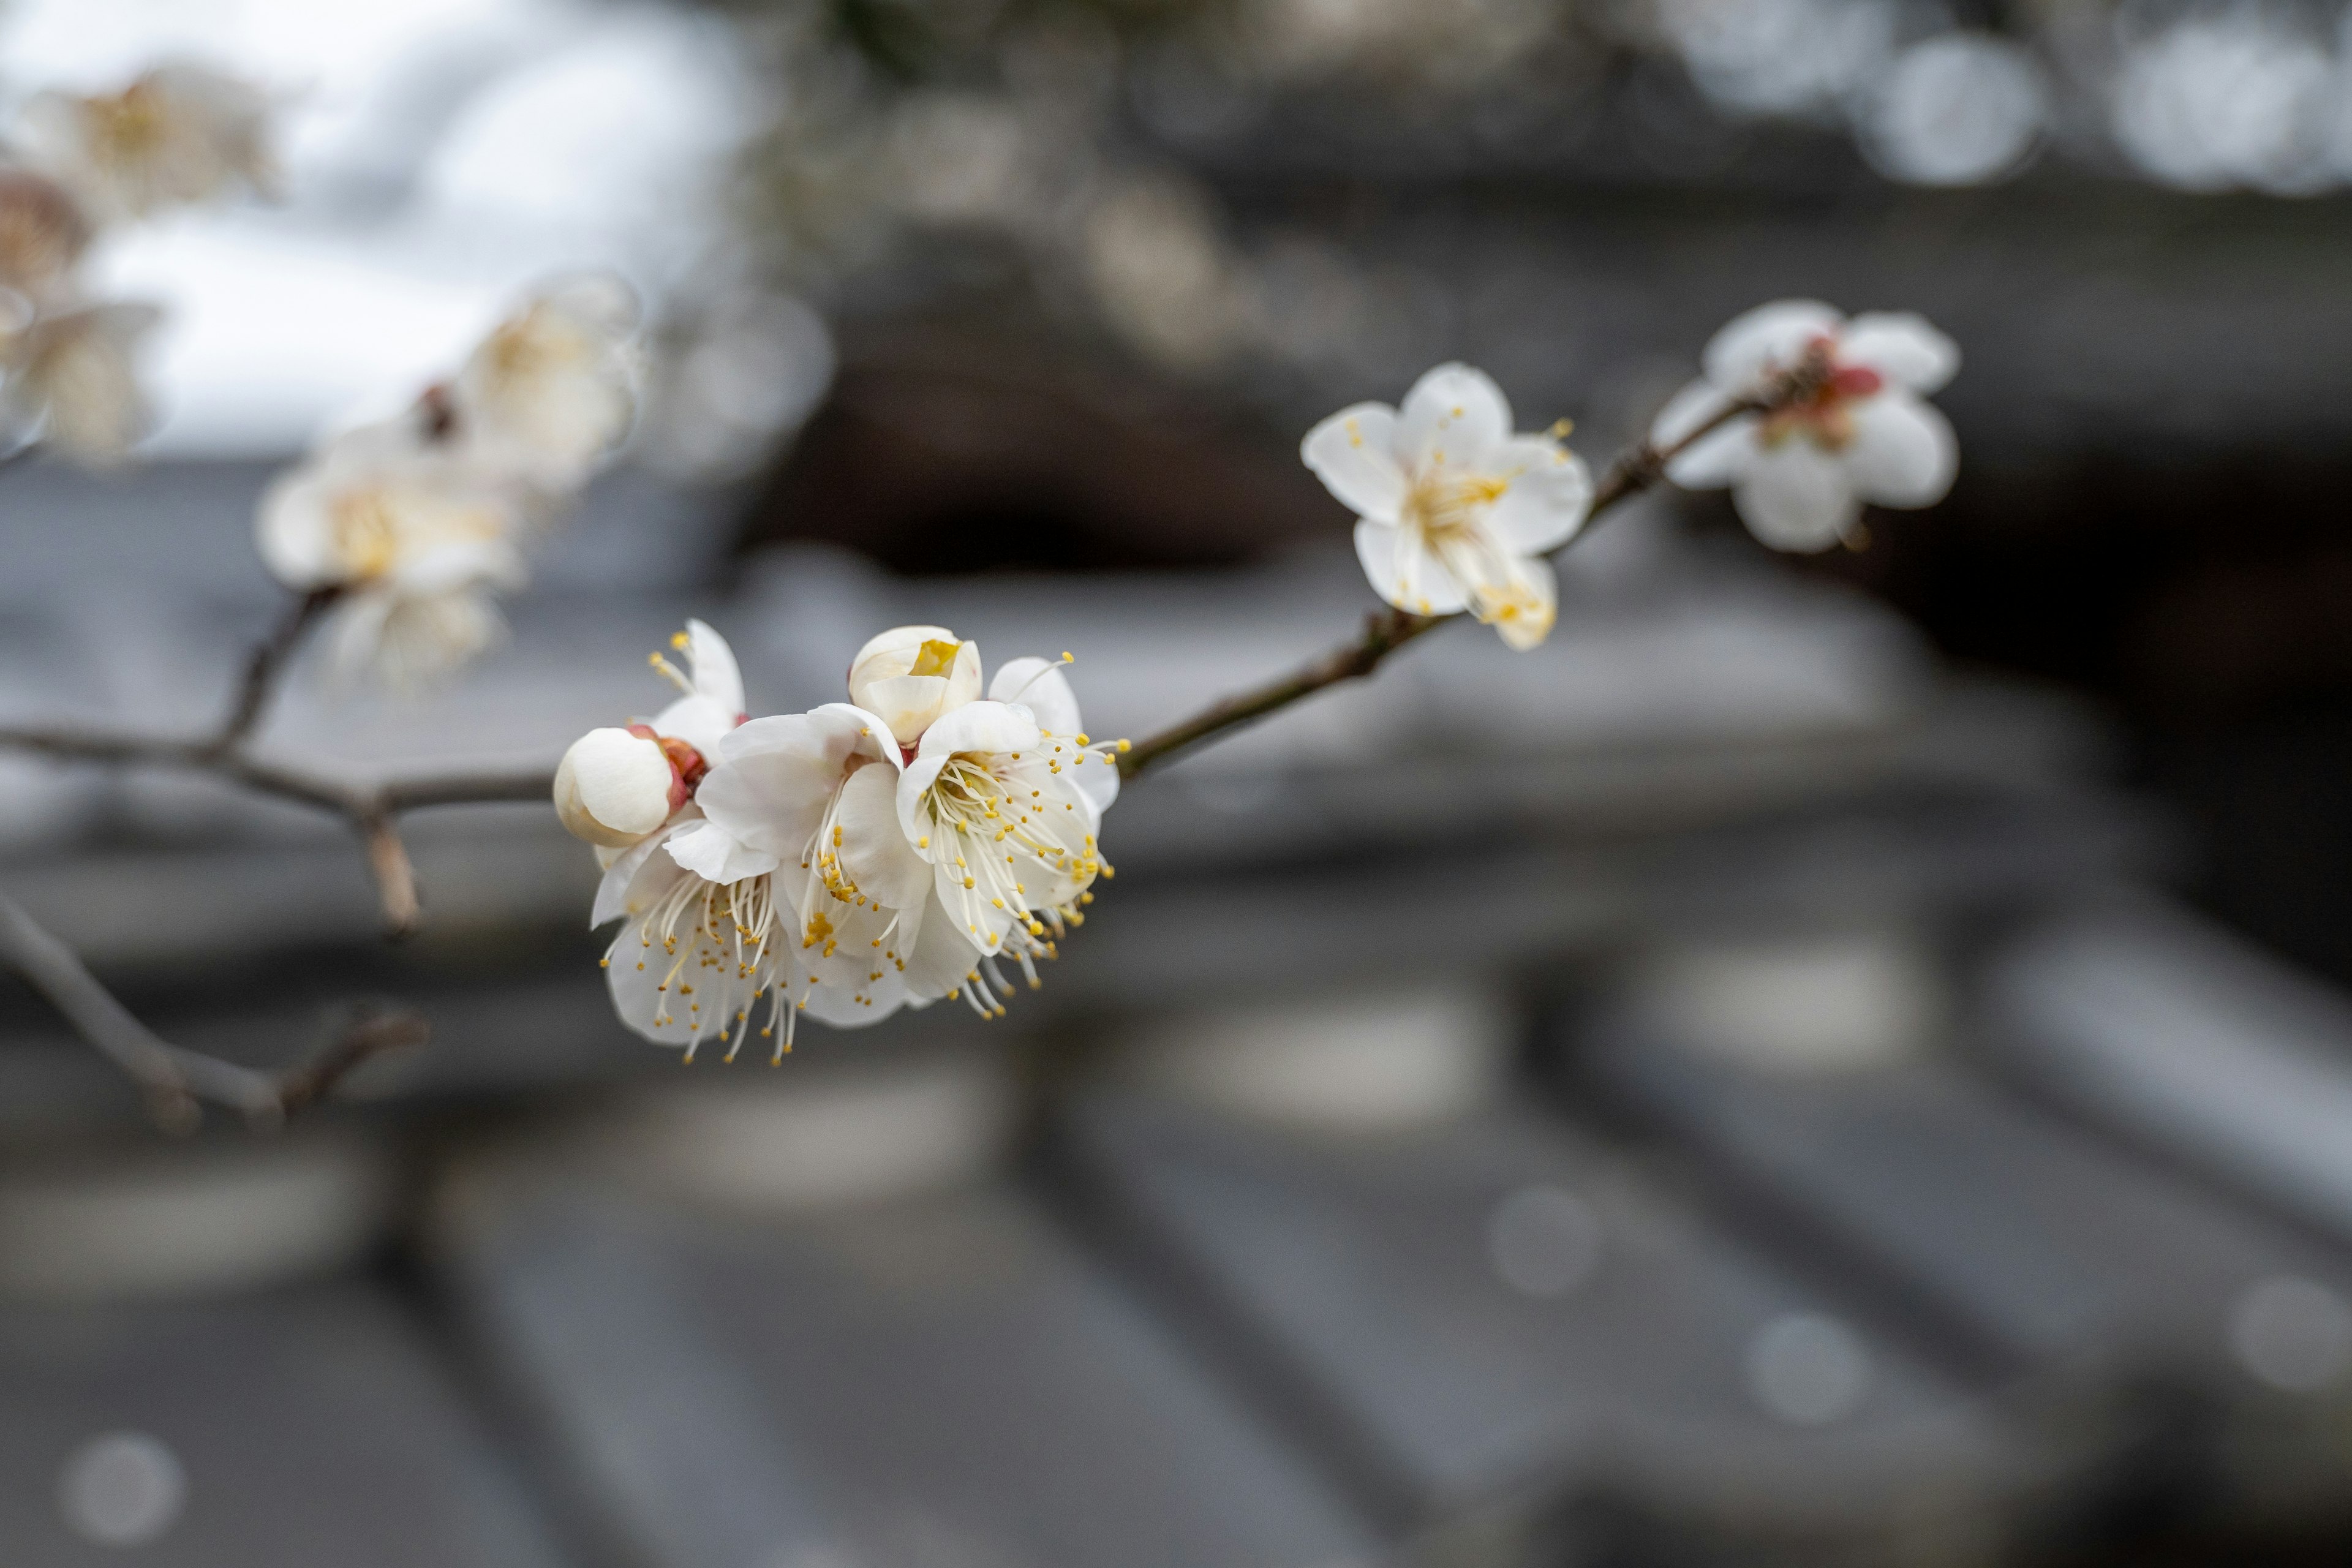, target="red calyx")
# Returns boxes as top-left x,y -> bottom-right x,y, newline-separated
627,723 -> 709,813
